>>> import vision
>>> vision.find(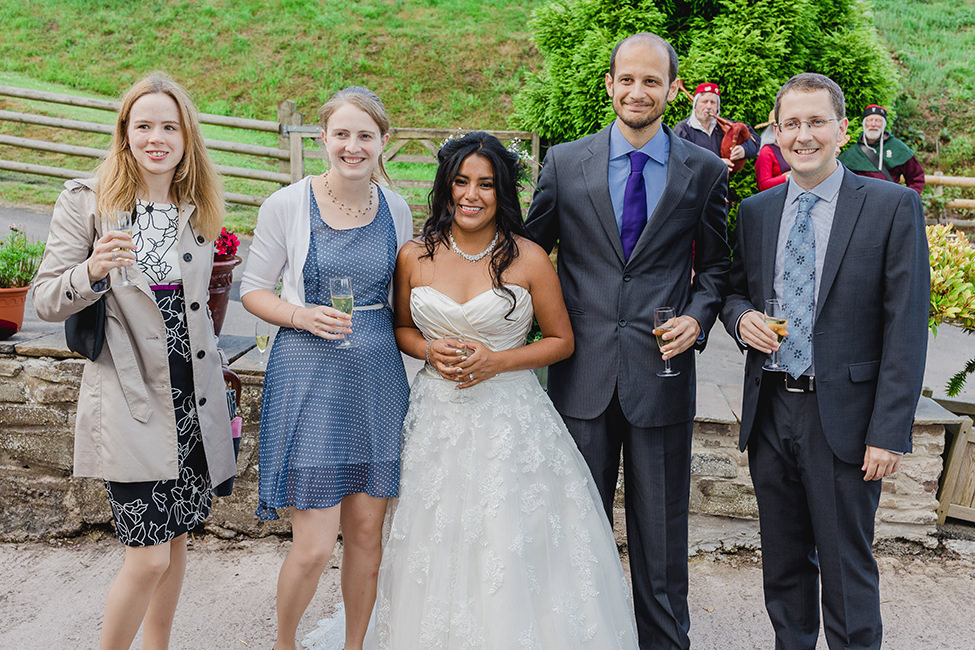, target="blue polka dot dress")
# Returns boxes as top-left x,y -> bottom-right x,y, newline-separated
255,187 -> 410,520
